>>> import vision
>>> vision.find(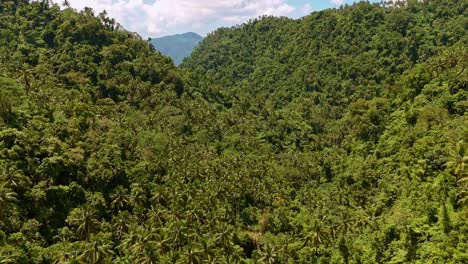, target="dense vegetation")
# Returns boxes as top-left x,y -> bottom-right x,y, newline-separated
151,32 -> 203,66
0,0 -> 467,263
